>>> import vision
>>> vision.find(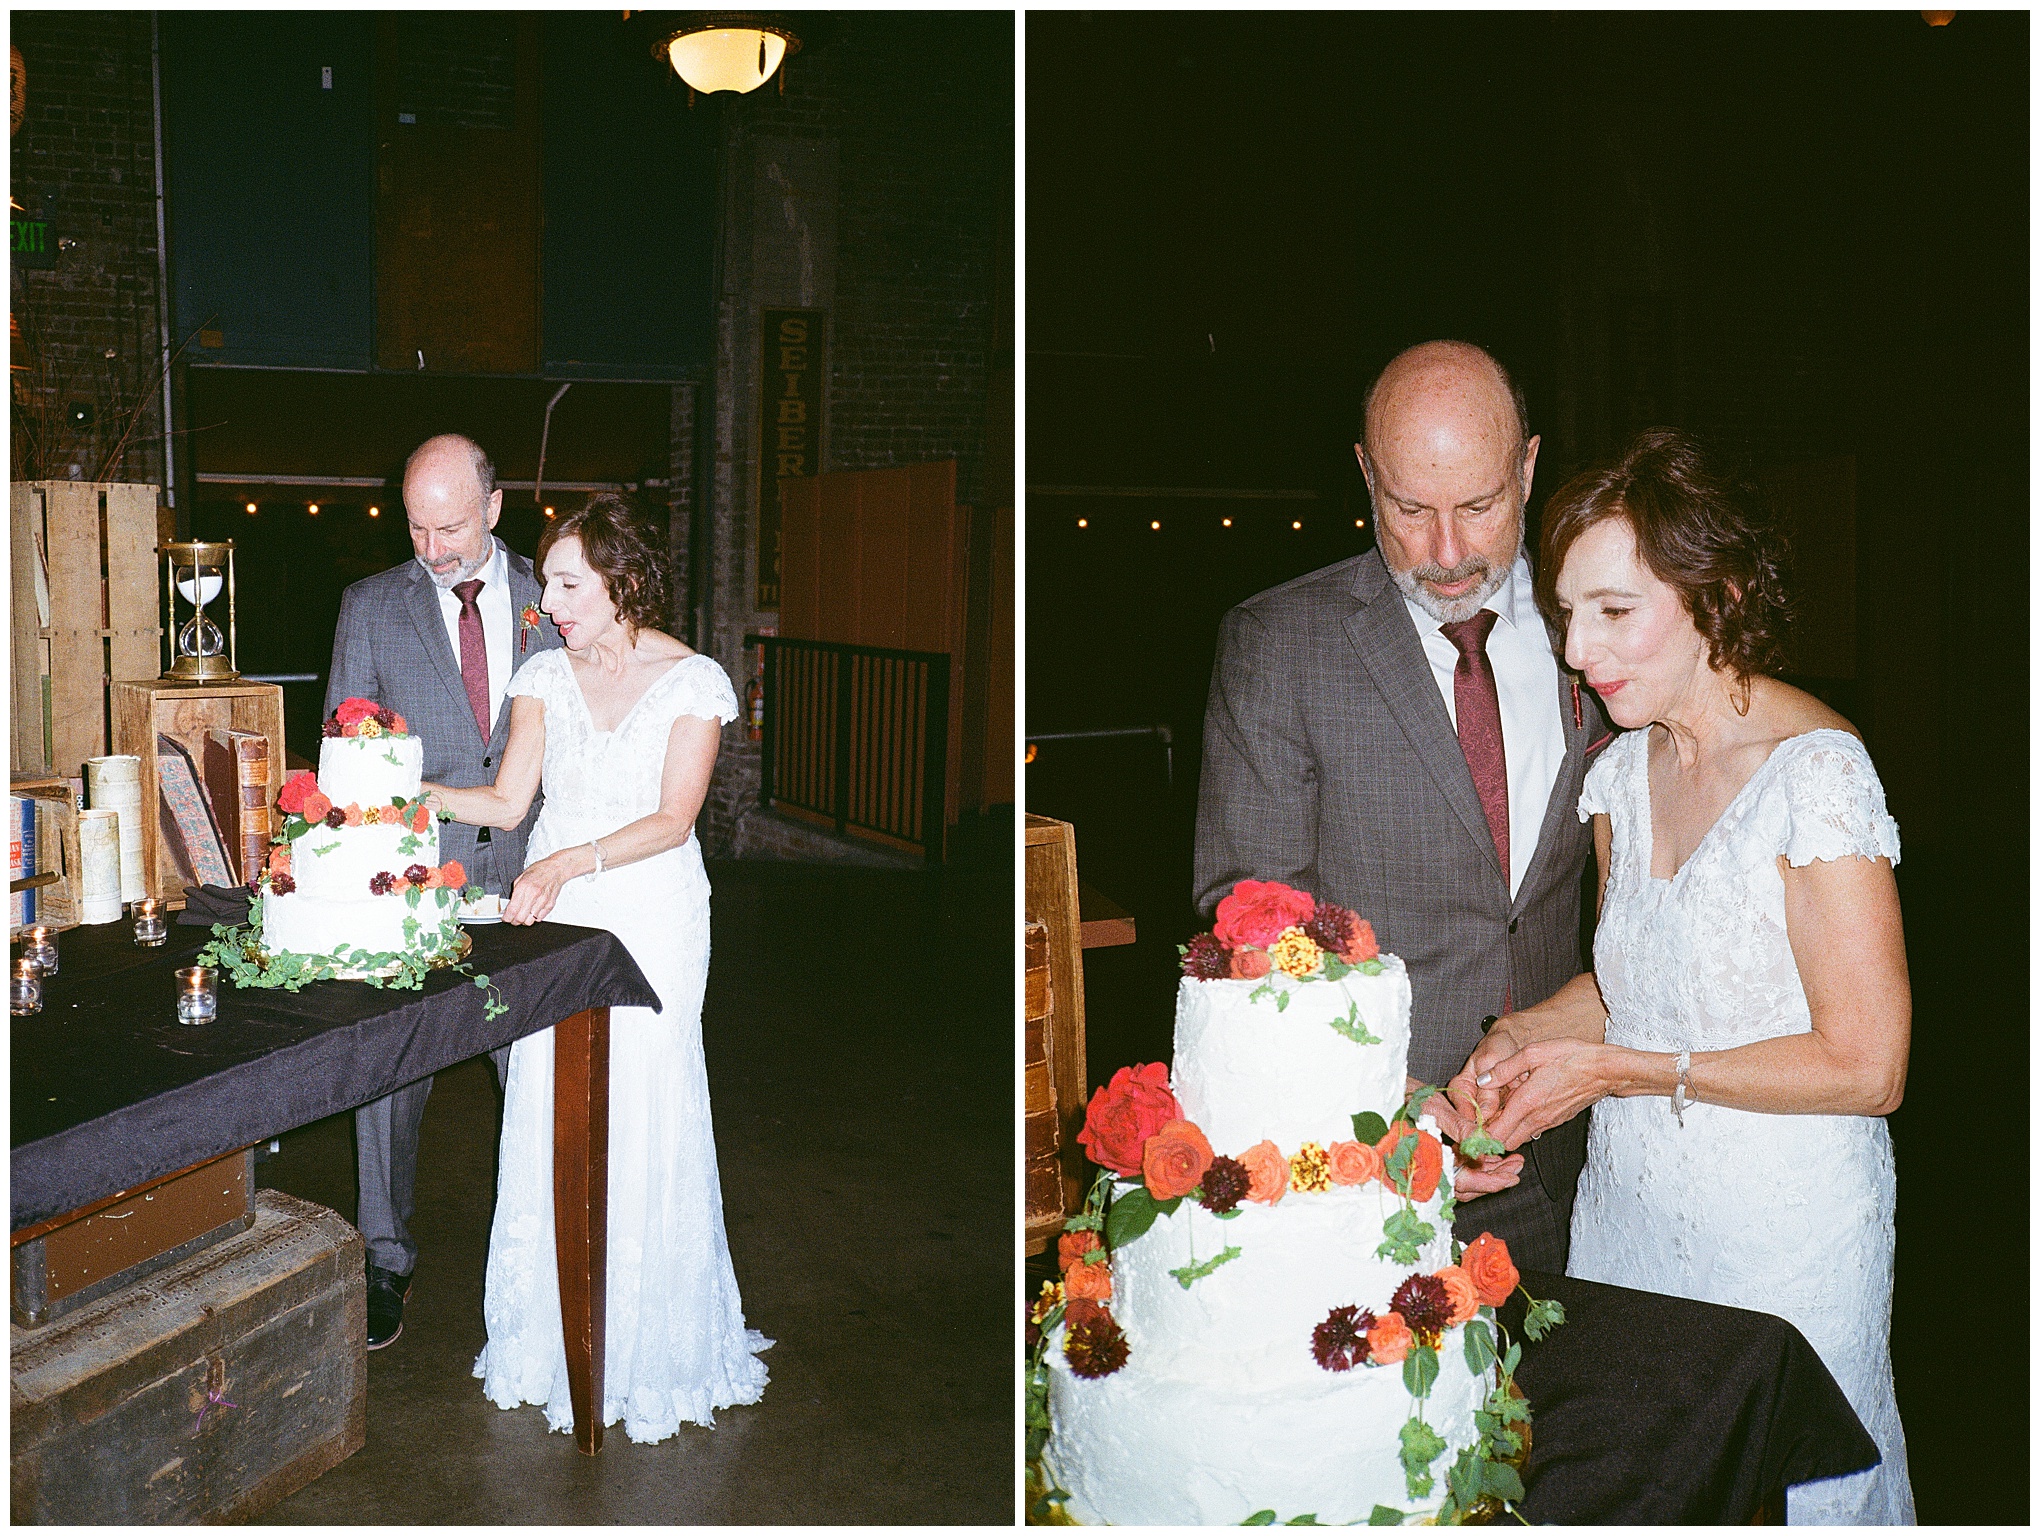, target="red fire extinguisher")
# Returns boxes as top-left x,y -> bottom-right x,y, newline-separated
745,675 -> 764,742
